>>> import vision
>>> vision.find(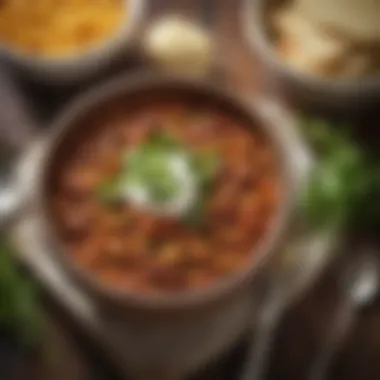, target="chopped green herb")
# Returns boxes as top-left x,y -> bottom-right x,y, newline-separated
97,178 -> 121,203
95,131 -> 221,228
300,116 -> 352,156
96,132 -> 184,205
300,115 -> 380,234
184,151 -> 220,228
147,130 -> 179,150
127,144 -> 182,204
0,237 -> 43,346
183,197 -> 207,228
192,150 -> 220,188
148,177 -> 179,204
302,157 -> 351,228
